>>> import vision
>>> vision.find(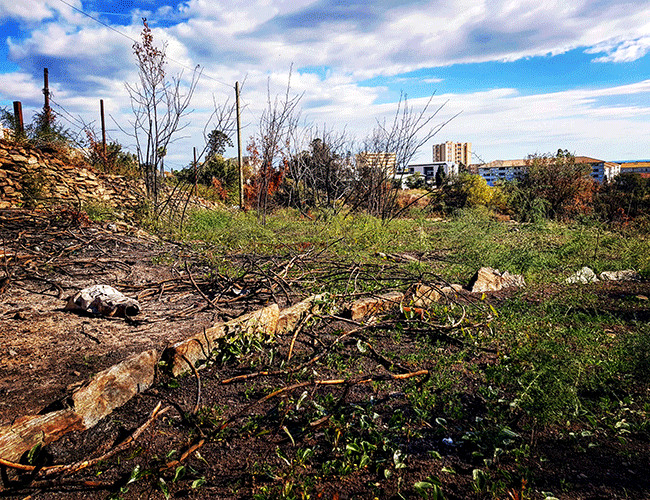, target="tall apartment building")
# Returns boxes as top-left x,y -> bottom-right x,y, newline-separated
433,141 -> 472,167
356,152 -> 397,175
